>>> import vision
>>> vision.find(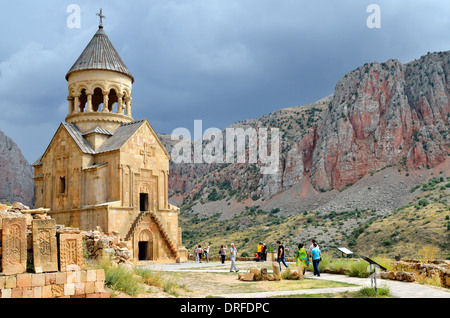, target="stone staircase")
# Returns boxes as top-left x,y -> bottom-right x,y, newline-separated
125,211 -> 178,257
